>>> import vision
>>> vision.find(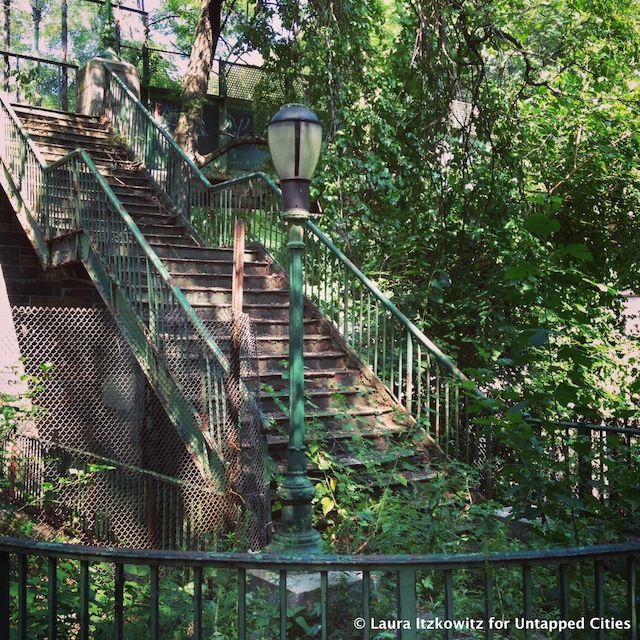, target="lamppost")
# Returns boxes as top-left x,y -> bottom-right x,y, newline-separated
267,104 -> 323,553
